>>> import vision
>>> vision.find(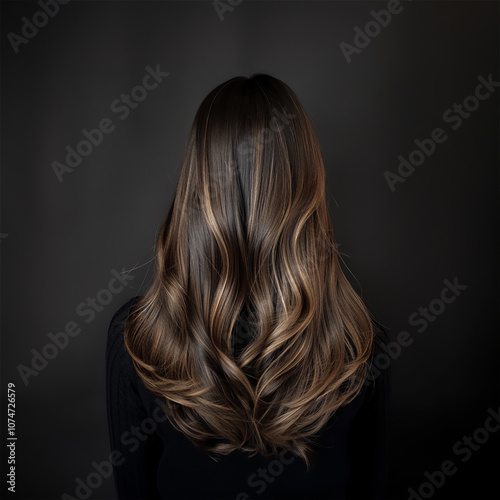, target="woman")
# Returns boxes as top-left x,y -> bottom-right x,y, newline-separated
106,73 -> 389,499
